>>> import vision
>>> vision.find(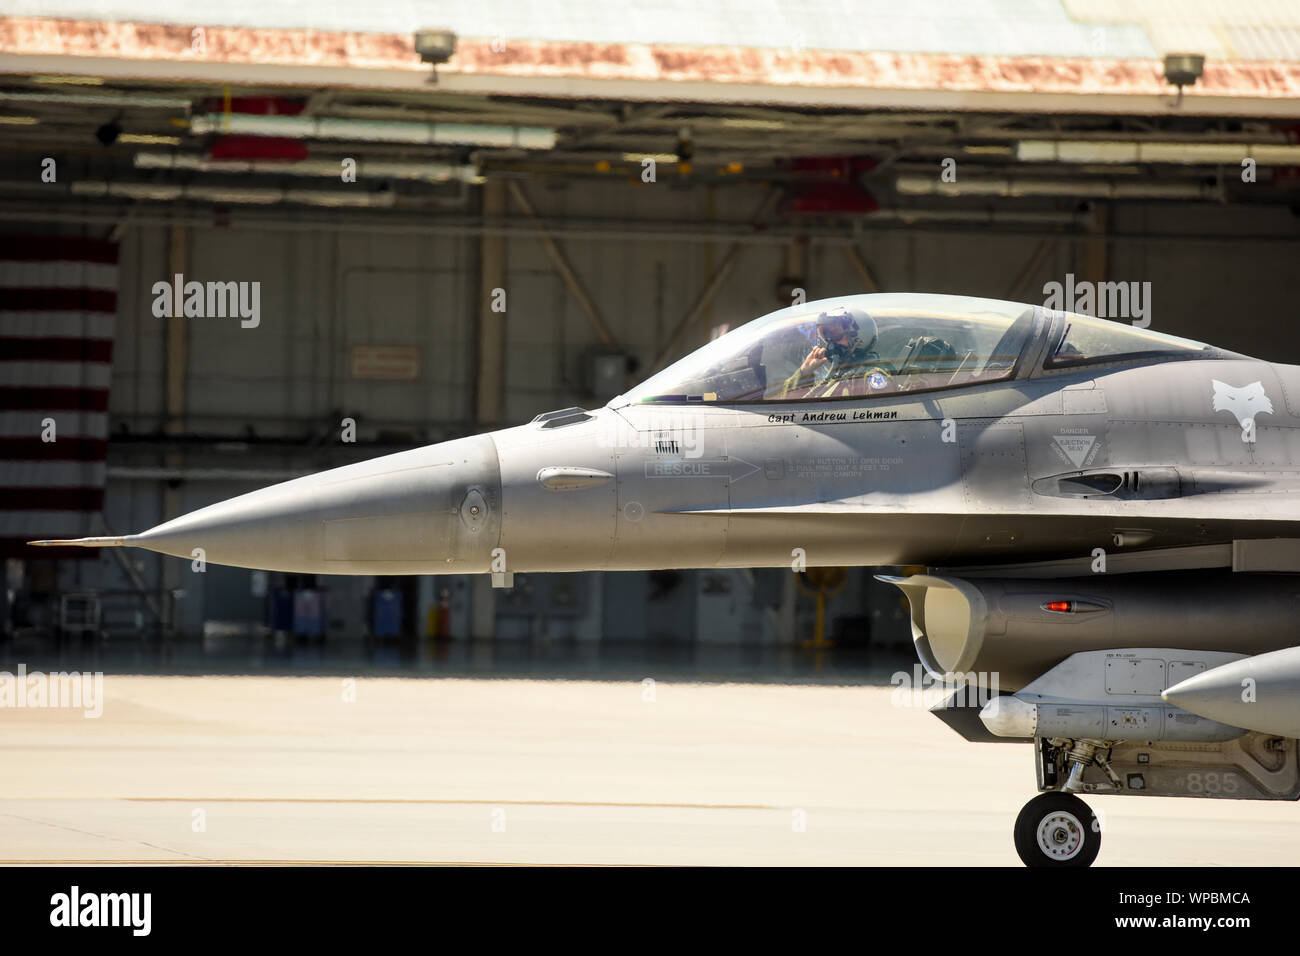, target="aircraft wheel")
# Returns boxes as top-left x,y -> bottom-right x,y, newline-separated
1014,792 -> 1100,868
